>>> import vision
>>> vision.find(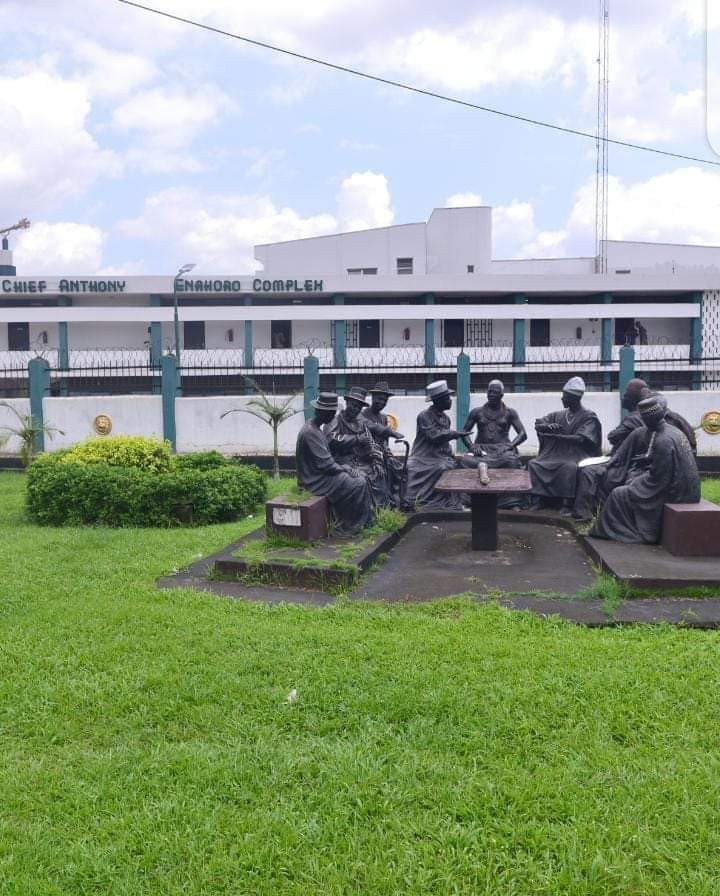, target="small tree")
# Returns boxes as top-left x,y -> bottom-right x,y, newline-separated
221,383 -> 301,479
0,401 -> 64,467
